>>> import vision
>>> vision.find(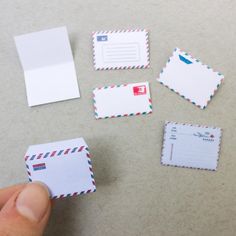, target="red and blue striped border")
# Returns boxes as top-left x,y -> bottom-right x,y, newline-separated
92,29 -> 150,70
157,48 -> 224,109
24,145 -> 86,161
25,146 -> 96,199
160,121 -> 222,171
